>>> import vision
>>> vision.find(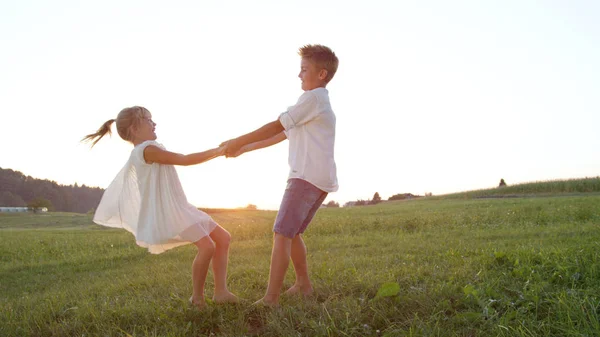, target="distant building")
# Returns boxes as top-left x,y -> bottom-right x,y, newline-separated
0,207 -> 47,213
0,207 -> 29,213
